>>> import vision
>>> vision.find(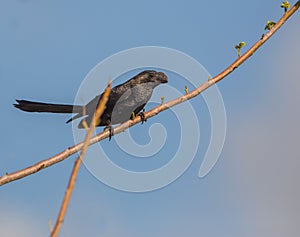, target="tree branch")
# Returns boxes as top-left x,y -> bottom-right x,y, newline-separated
0,1 -> 299,187
50,81 -> 112,237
